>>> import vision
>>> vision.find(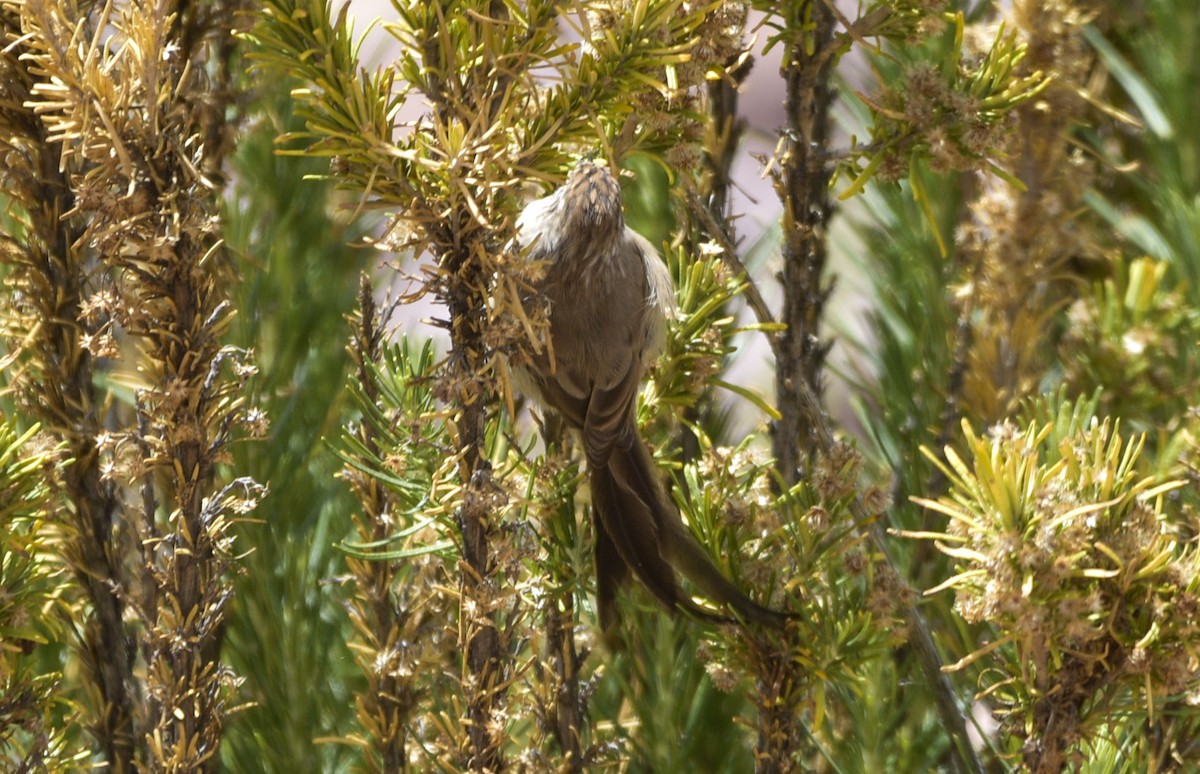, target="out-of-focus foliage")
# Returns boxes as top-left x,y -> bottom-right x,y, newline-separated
1060,258 -> 1200,427
0,422 -> 84,770
219,86 -> 369,771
